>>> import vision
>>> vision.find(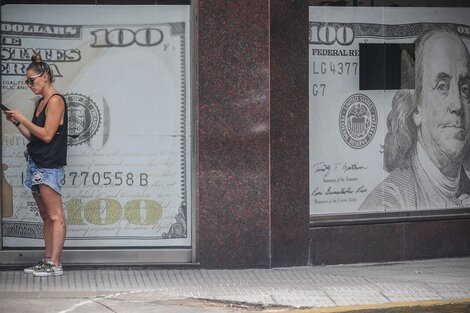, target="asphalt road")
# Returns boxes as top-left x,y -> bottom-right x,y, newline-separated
1,292 -> 469,313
